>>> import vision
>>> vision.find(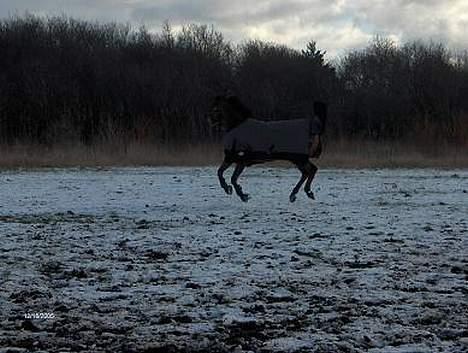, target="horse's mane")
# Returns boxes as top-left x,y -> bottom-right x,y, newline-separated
226,95 -> 253,119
